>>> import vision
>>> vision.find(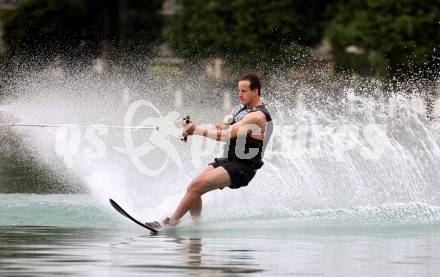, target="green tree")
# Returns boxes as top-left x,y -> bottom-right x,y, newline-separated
3,0 -> 88,58
327,0 -> 440,78
3,0 -> 163,61
166,0 -> 336,68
